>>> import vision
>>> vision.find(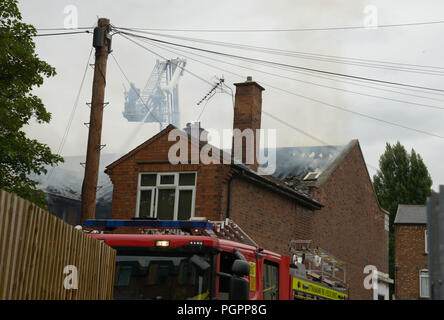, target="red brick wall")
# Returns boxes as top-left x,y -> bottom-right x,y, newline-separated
107,127 -> 315,257
228,177 -> 313,255
310,143 -> 389,300
107,129 -> 232,221
394,224 -> 428,300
